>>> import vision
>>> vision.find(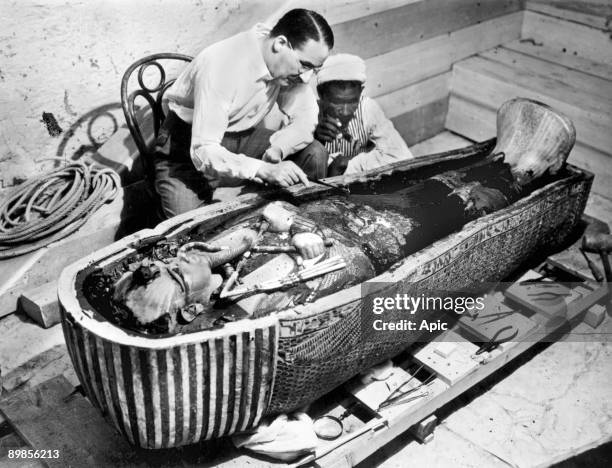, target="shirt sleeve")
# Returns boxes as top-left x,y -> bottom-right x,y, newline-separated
270,83 -> 318,158
190,59 -> 264,182
345,97 -> 414,174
